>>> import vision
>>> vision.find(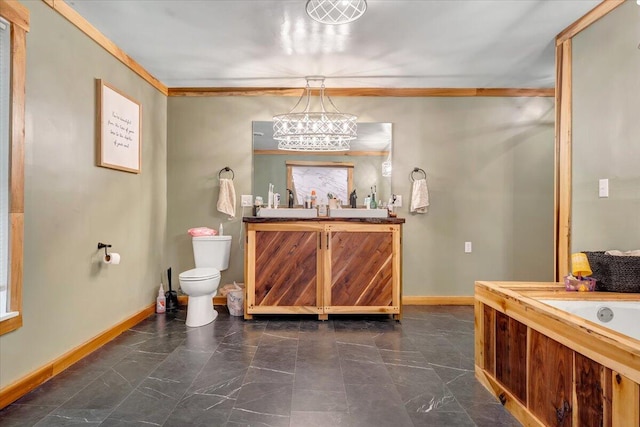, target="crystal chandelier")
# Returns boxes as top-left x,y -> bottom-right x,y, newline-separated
273,76 -> 357,151
306,0 -> 367,25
